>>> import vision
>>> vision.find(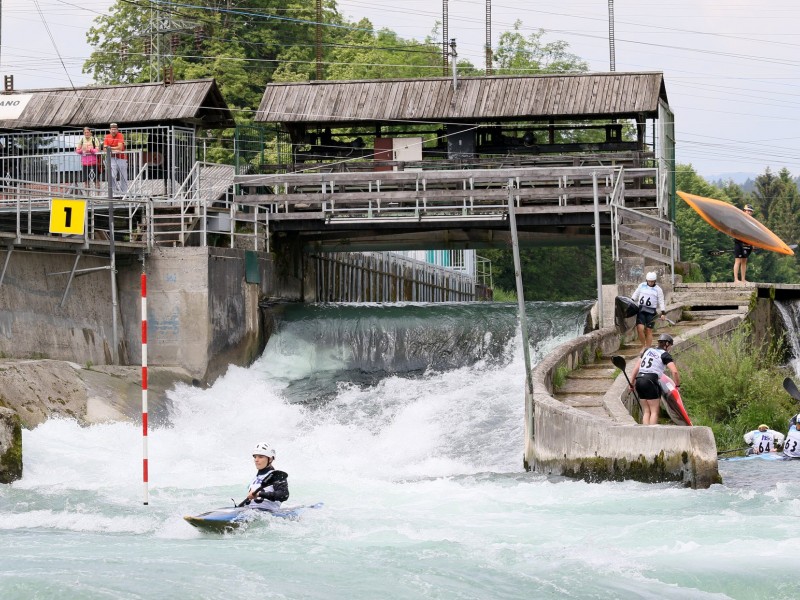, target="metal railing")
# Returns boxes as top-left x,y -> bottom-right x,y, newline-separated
0,125 -> 196,199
